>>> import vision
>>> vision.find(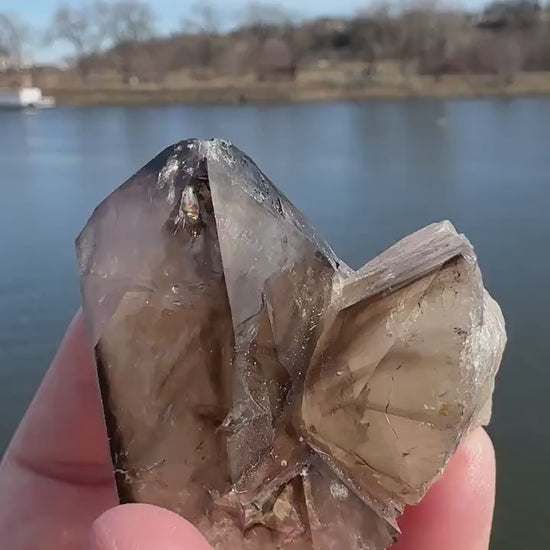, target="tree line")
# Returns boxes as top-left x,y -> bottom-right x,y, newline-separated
1,0 -> 550,85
